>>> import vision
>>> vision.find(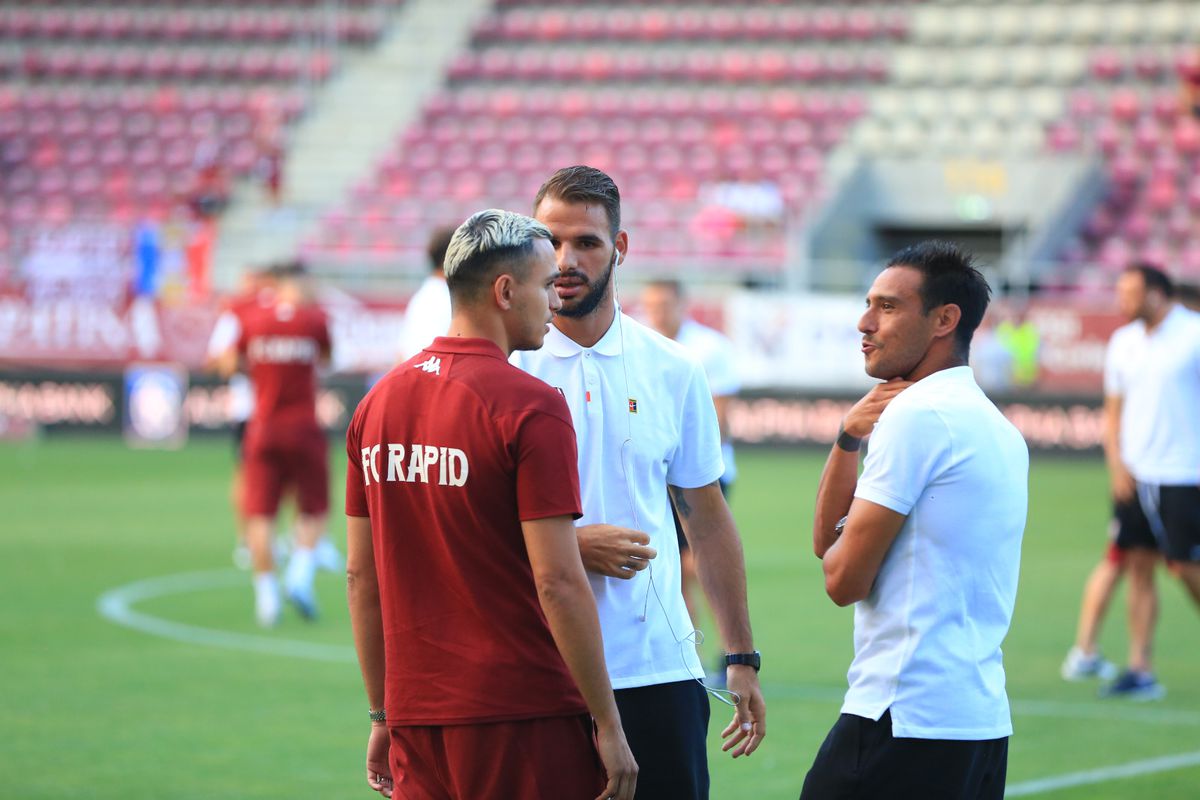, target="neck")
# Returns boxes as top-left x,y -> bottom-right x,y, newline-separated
553,296 -> 617,349
1143,302 -> 1172,331
904,350 -> 967,383
446,311 -> 511,356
